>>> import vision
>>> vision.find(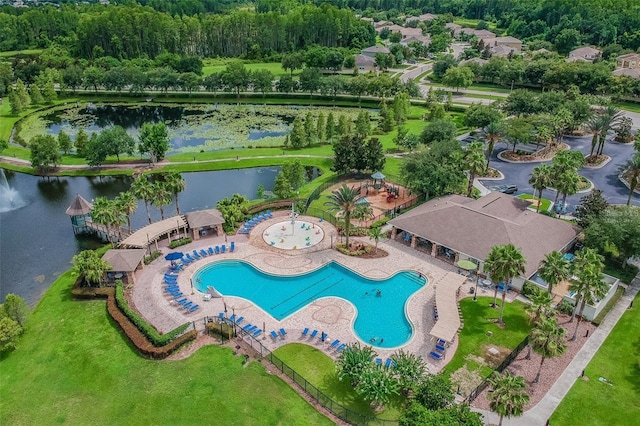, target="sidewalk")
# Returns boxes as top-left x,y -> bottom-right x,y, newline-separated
473,271 -> 640,425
